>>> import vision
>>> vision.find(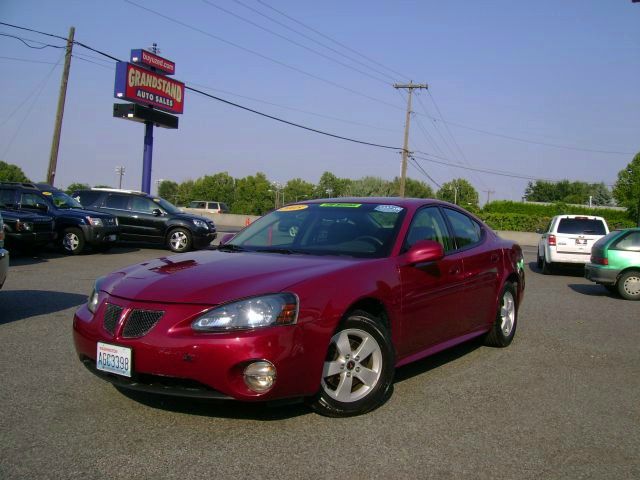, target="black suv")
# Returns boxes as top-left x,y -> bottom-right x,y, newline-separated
72,189 -> 217,252
0,182 -> 120,254
0,207 -> 56,252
